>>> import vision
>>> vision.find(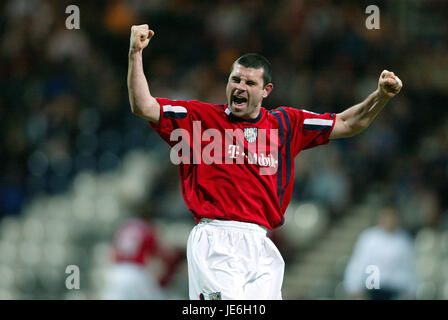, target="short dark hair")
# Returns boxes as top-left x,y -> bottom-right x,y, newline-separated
231,53 -> 272,86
